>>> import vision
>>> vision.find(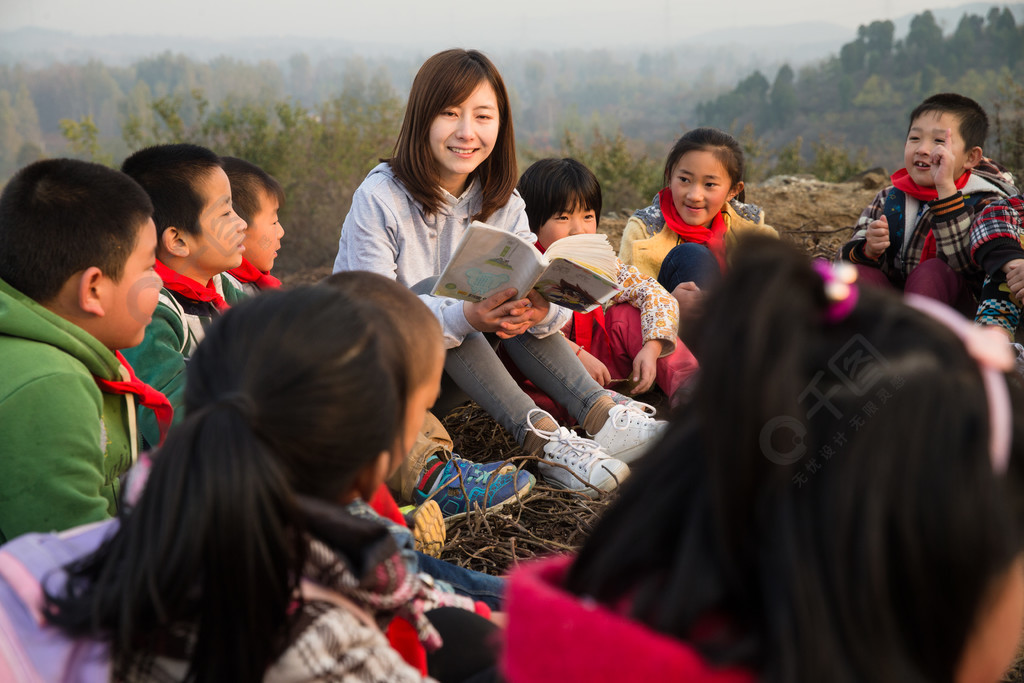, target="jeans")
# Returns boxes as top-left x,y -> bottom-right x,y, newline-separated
657,242 -> 722,292
413,278 -> 607,445
417,551 -> 505,610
